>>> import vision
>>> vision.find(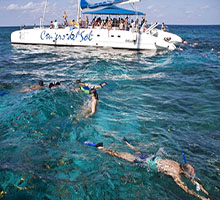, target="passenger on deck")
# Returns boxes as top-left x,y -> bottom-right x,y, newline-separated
105,17 -> 109,25
100,20 -> 105,29
70,19 -> 75,27
112,18 -> 117,28
50,21 -> 53,29
53,20 -> 58,29
135,18 -> 139,31
107,19 -> 112,31
124,17 -> 129,31
85,16 -> 89,28
131,20 -> 135,32
141,21 -> 147,32
63,11 -> 68,27
161,22 -> 166,31
91,16 -> 96,25
119,20 -> 124,30
78,17 -> 82,28
141,16 -> 146,27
